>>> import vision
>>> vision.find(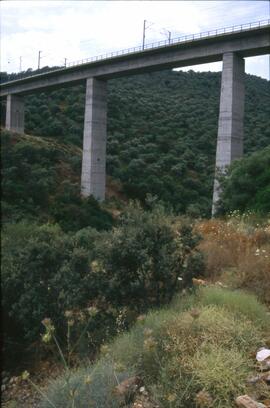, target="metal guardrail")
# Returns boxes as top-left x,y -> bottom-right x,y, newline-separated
1,19 -> 270,84
66,19 -> 270,67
